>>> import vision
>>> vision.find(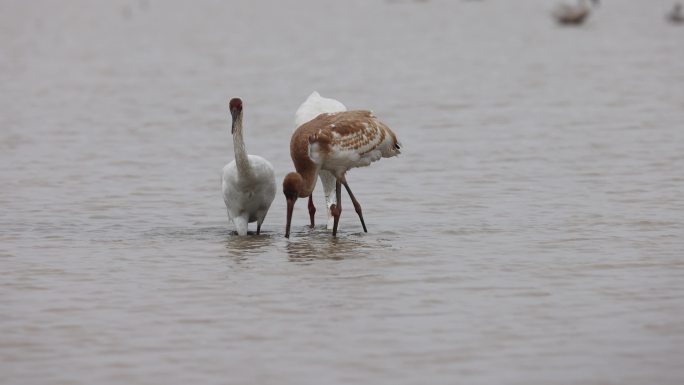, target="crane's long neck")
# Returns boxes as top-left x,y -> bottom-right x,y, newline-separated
298,167 -> 318,198
290,149 -> 319,198
232,114 -> 252,178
